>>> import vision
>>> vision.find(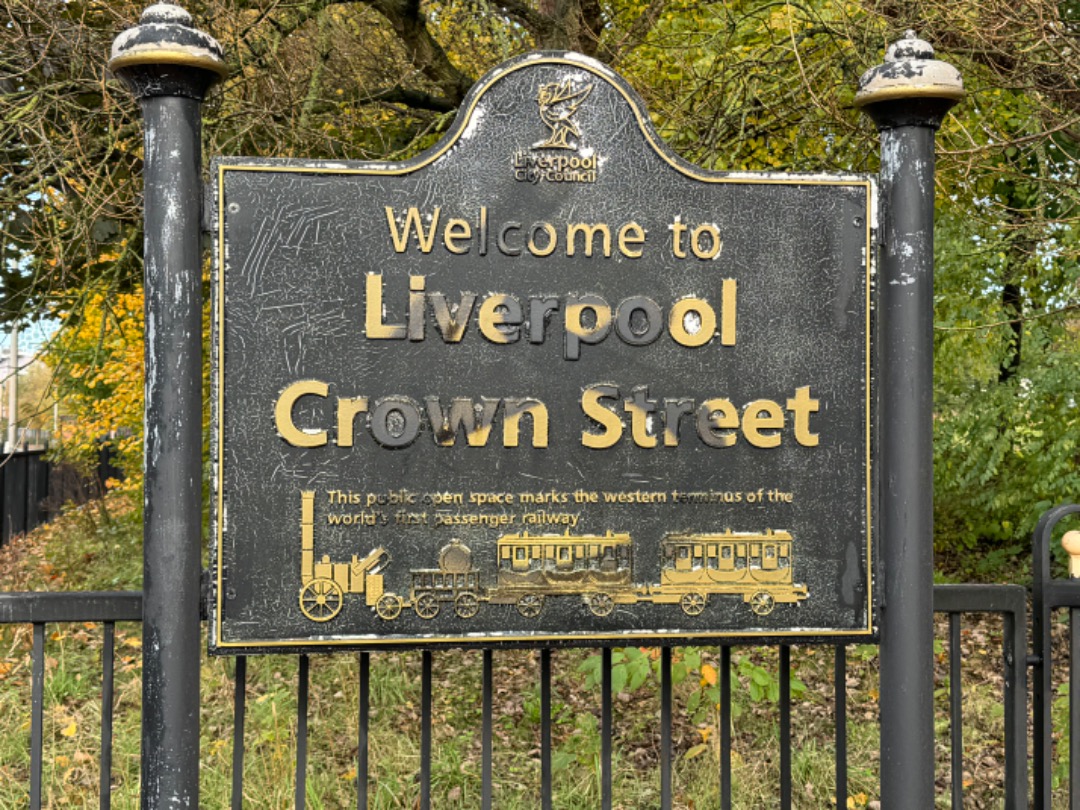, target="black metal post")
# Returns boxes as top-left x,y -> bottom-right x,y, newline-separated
108,6 -> 225,808
855,31 -> 962,809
